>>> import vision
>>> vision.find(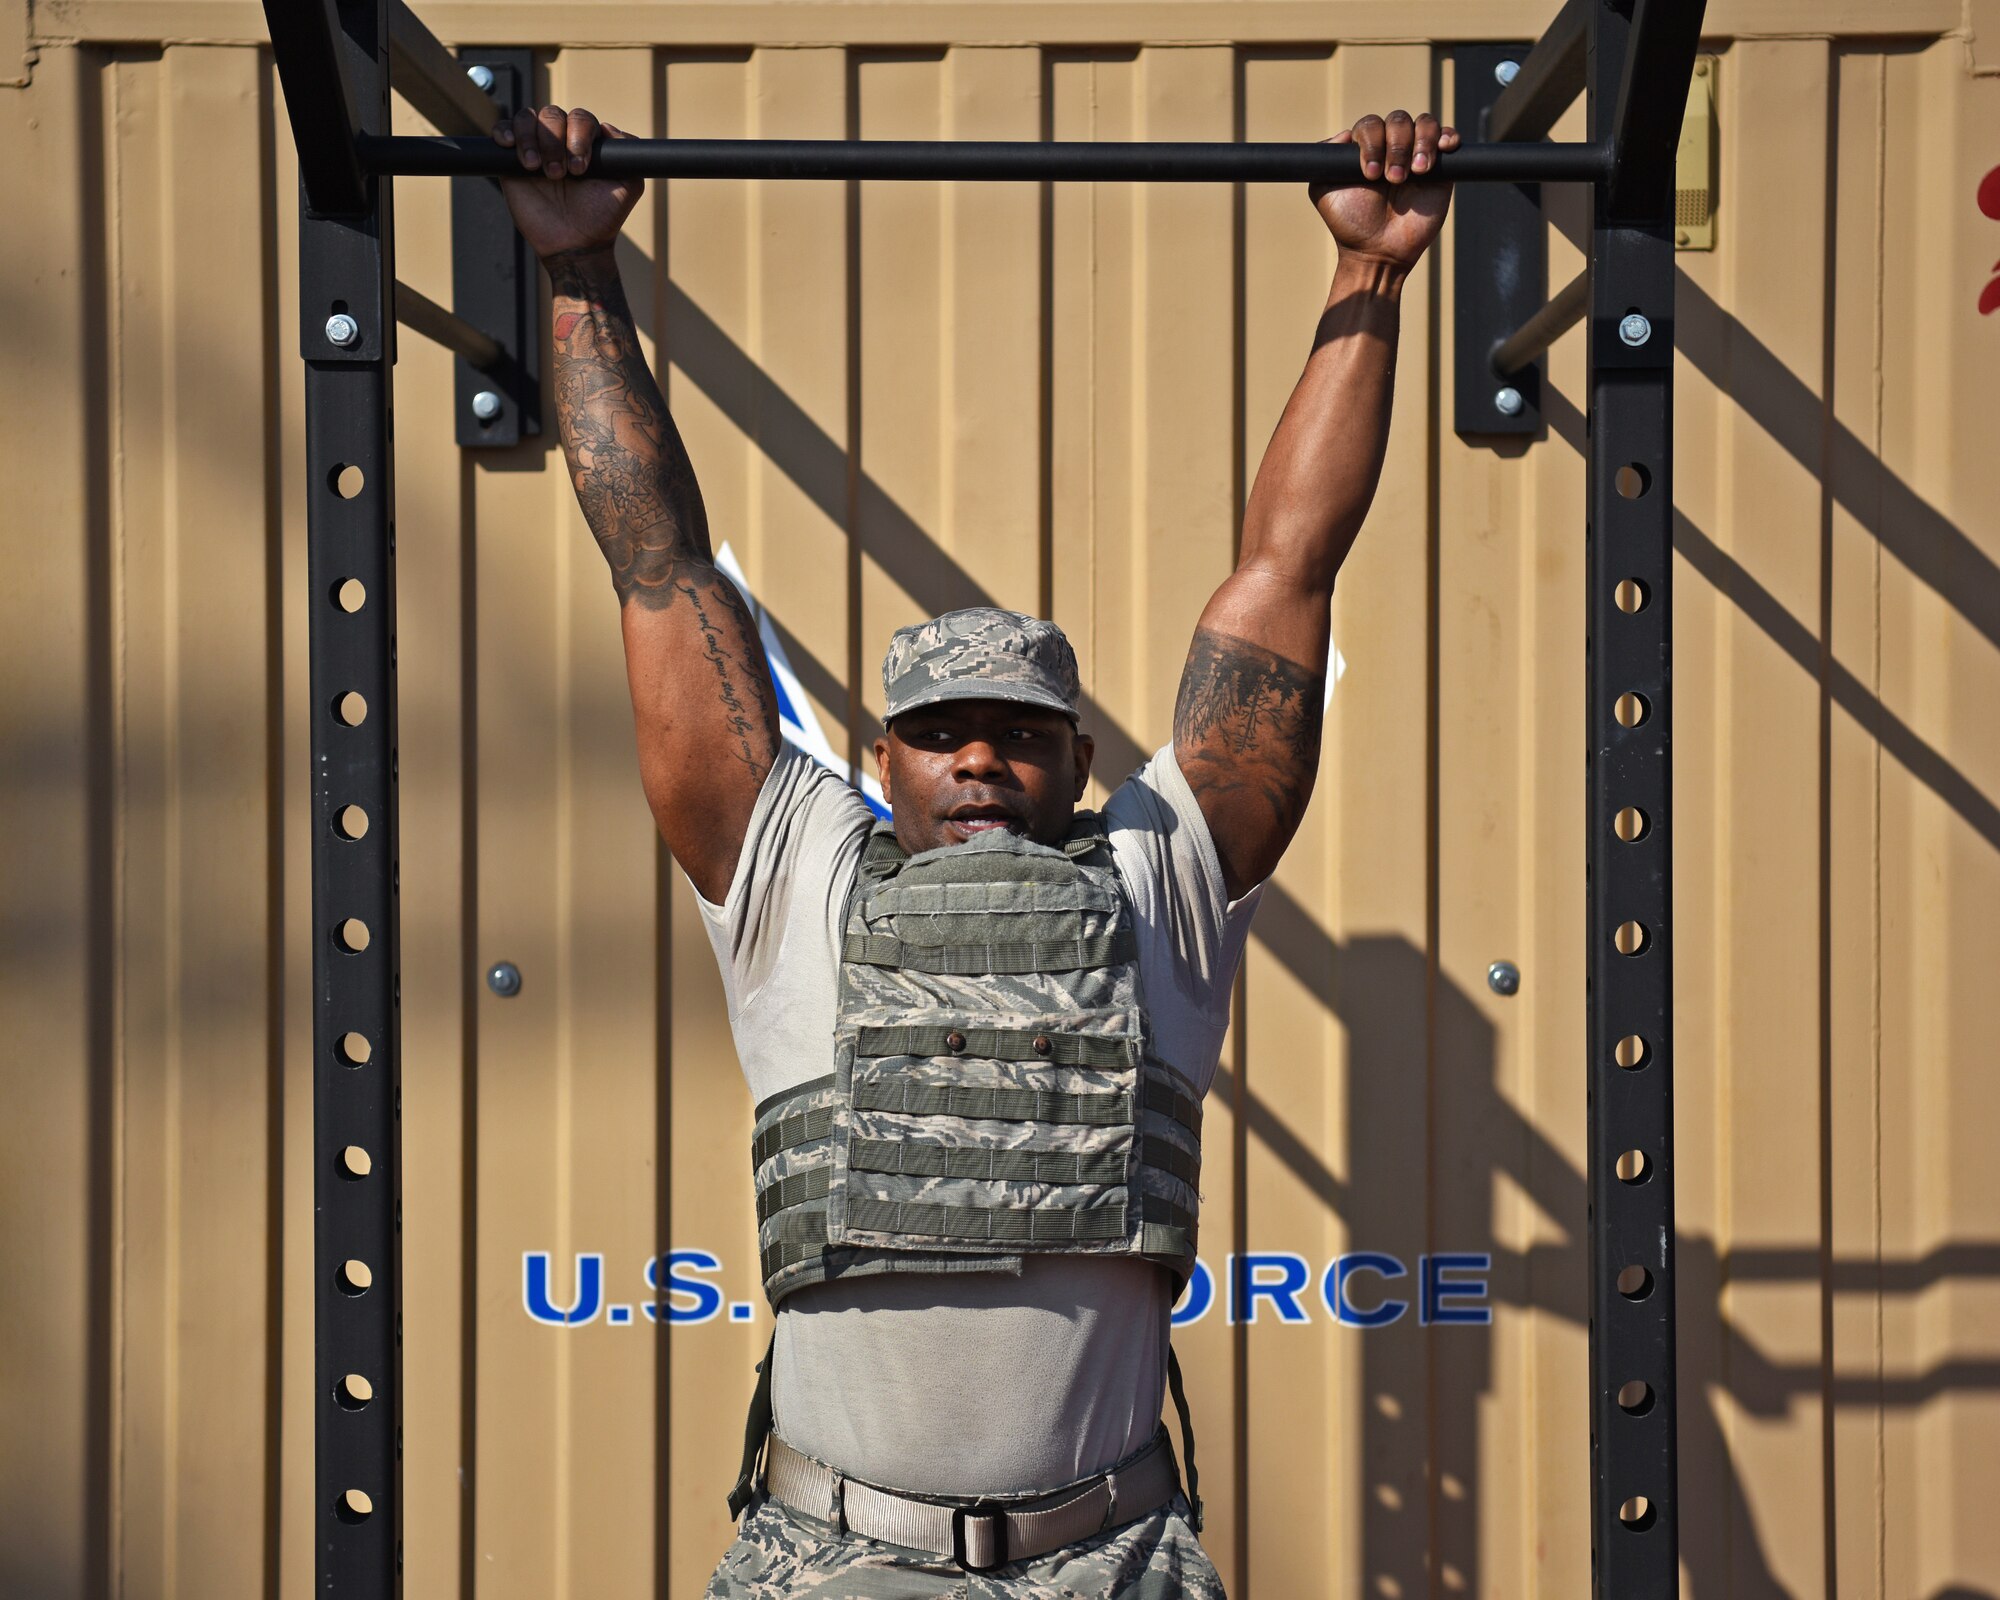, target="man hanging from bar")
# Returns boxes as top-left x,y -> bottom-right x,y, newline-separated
496,100 -> 1457,1597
